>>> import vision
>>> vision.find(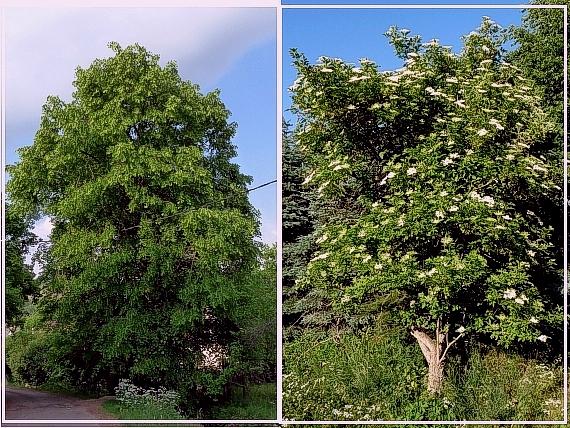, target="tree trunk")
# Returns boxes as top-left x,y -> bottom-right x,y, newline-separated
411,328 -> 446,395
427,356 -> 445,394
